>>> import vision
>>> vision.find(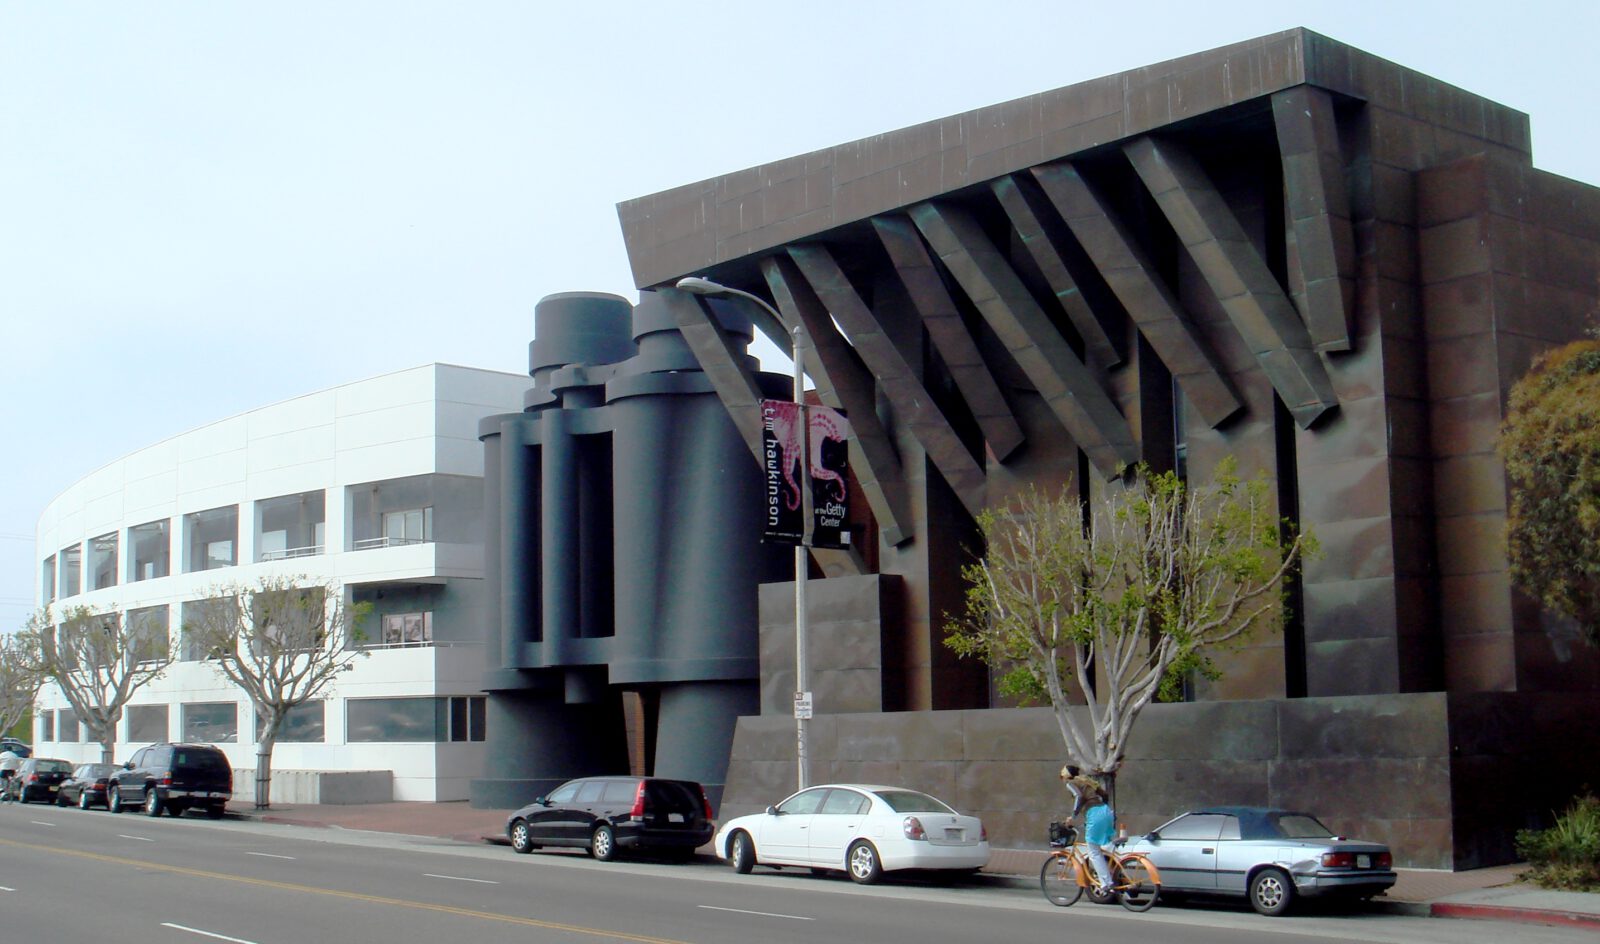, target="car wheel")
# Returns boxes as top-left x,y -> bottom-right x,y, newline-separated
1250,867 -> 1295,917
728,831 -> 755,874
79,791 -> 93,811
509,819 -> 536,854
145,789 -> 164,817
205,805 -> 225,820
846,840 -> 883,885
57,792 -> 70,807
108,786 -> 124,814
590,824 -> 617,861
